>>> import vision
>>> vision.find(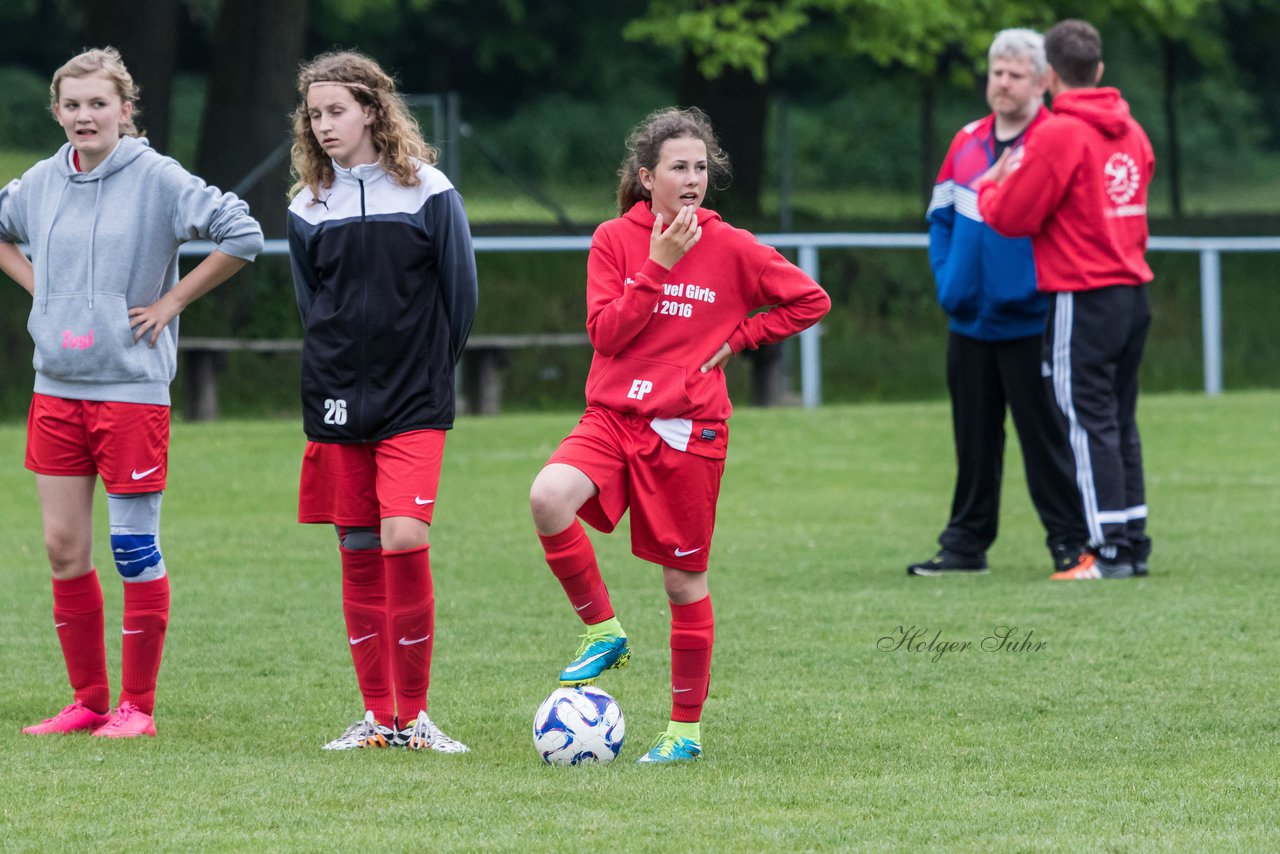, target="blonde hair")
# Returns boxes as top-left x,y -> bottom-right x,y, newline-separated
289,51 -> 437,199
49,47 -> 143,138
616,106 -> 730,215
